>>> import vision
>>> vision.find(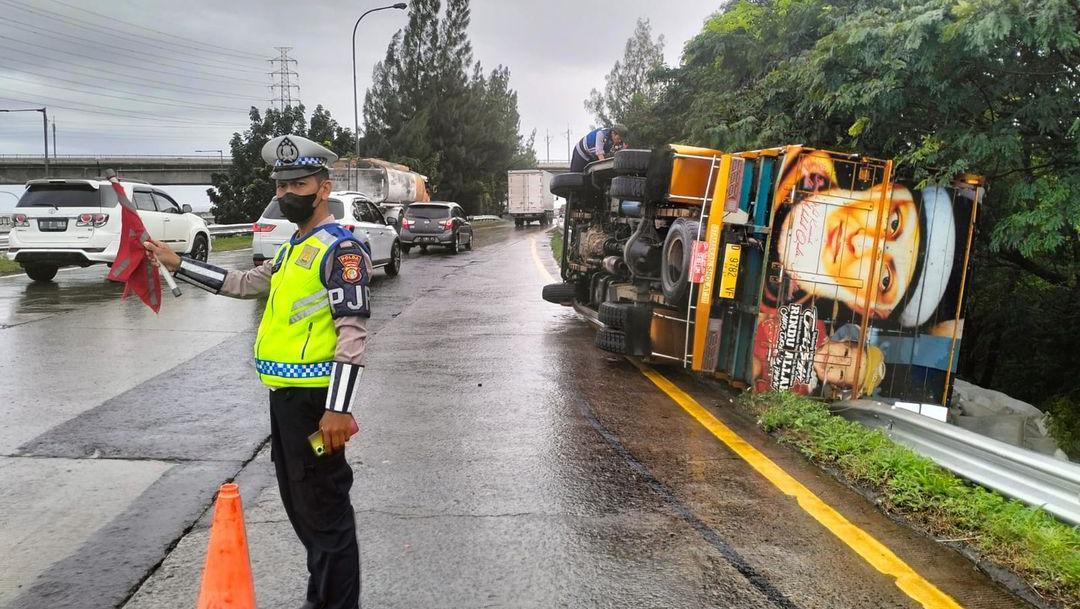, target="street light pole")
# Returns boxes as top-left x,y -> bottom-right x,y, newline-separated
352,3 -> 408,160
0,107 -> 49,177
